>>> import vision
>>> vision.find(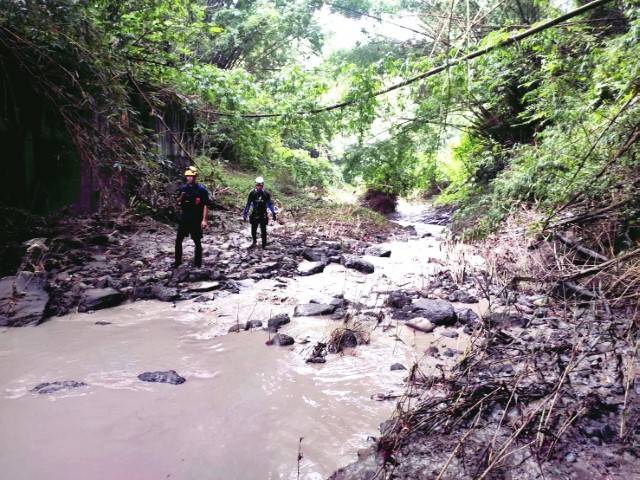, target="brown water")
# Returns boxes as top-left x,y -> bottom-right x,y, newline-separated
0,203 -> 483,480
